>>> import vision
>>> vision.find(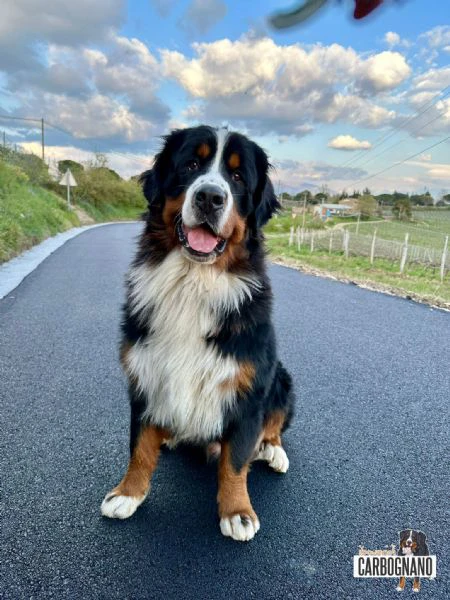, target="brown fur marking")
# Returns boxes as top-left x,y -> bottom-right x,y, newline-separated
220,360 -> 255,395
228,152 -> 240,169
217,442 -> 256,520
197,143 -> 211,159
111,425 -> 168,499
262,410 -> 286,447
398,577 -> 406,590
